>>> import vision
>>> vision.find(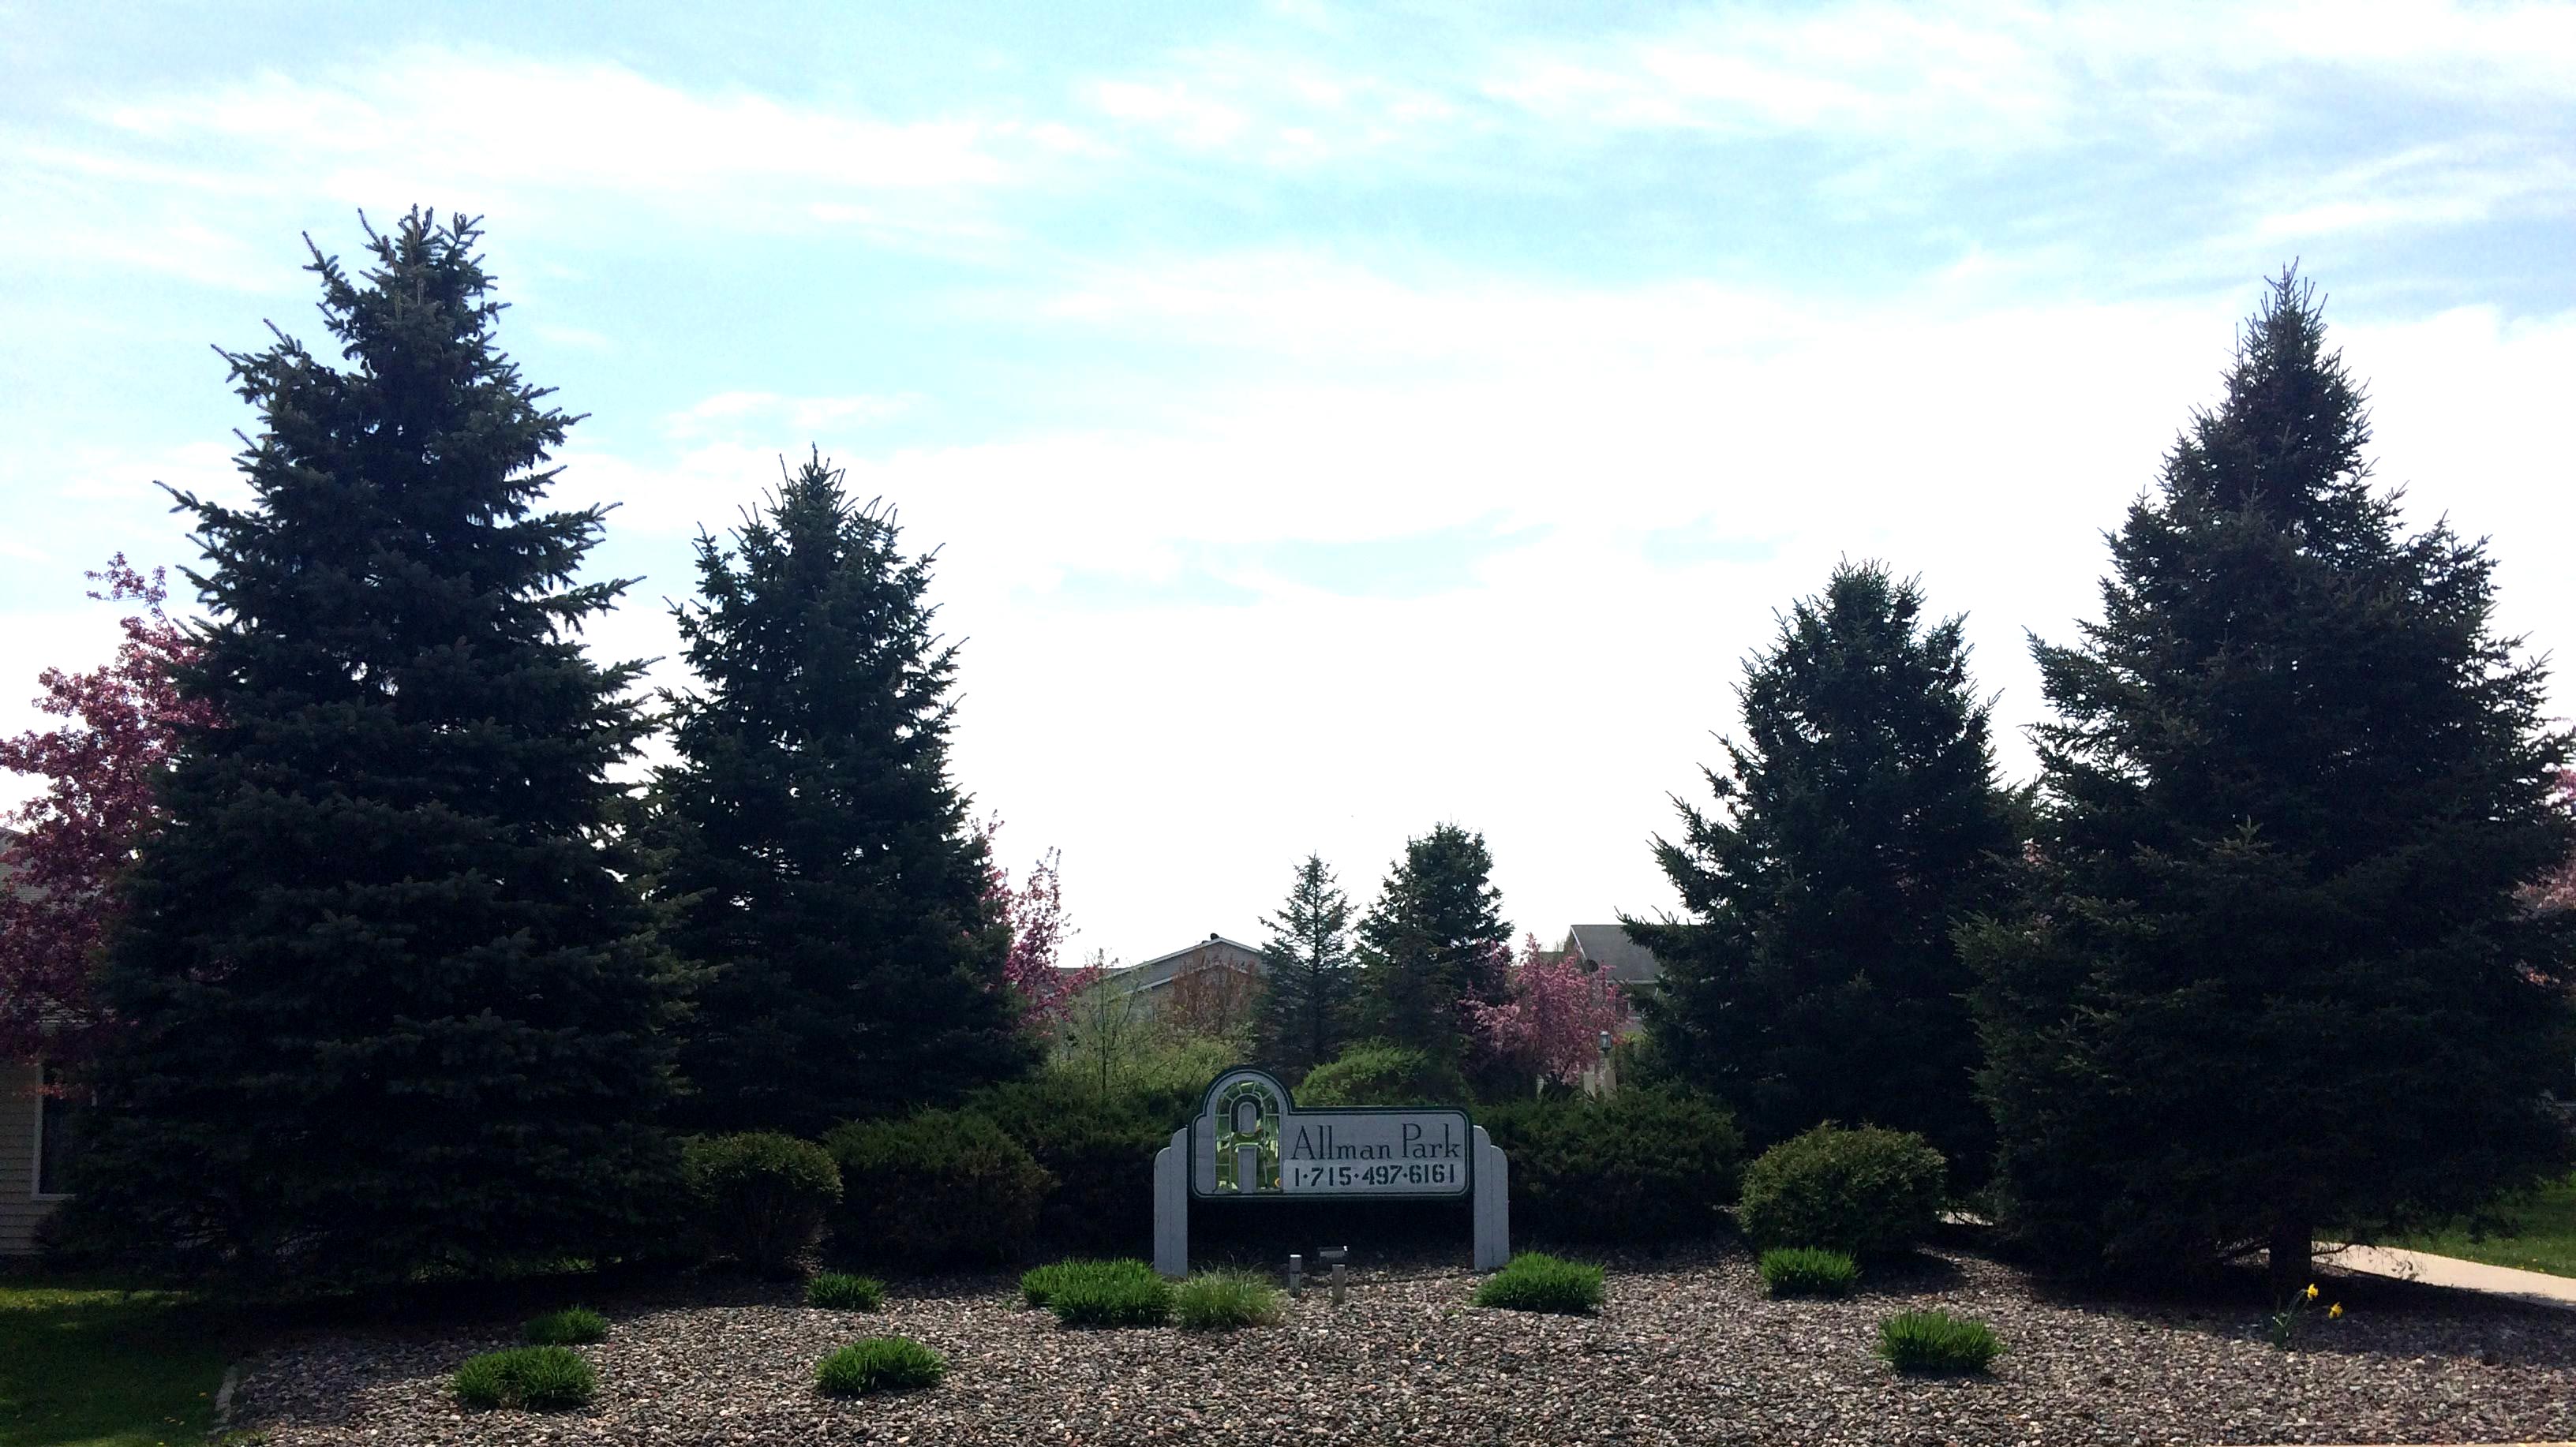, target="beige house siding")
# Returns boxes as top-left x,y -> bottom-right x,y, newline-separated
1,1060 -> 64,1256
